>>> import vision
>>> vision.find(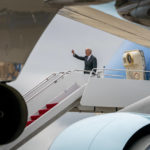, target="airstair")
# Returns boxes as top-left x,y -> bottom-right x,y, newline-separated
1,71 -> 88,150
2,68 -> 150,150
